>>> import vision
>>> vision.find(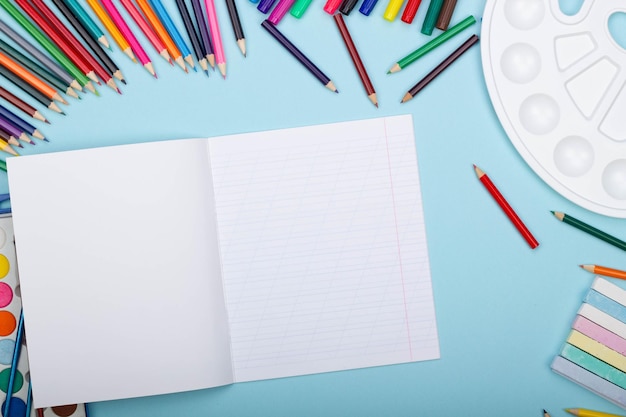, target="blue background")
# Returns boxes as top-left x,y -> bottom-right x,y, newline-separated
2,0 -> 626,416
